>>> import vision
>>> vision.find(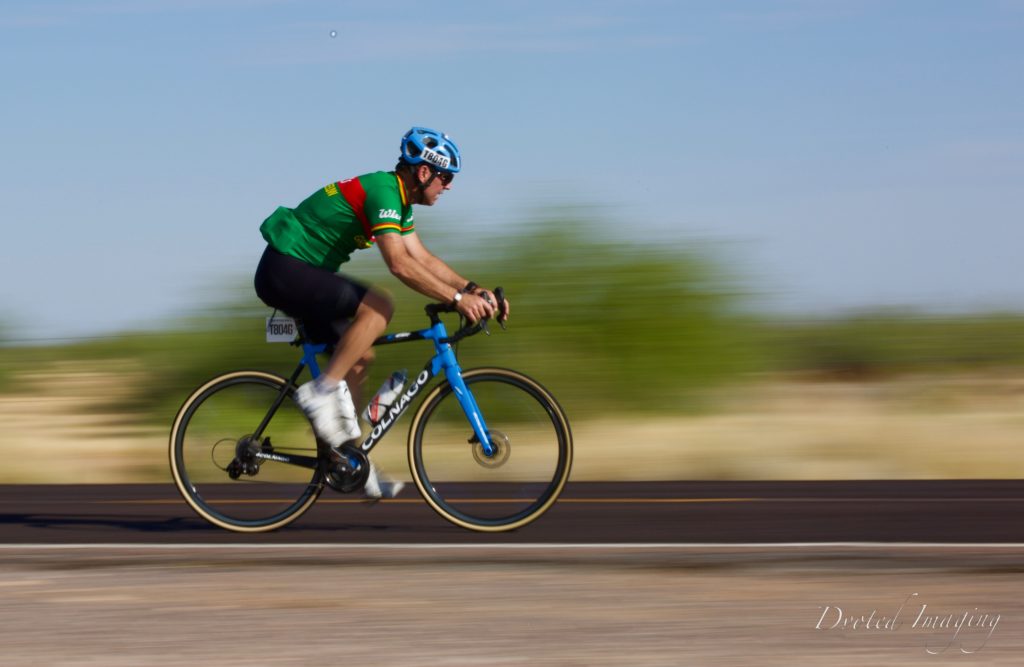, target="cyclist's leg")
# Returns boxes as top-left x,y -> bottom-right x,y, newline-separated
344,347 -> 375,412
322,290 -> 403,498
321,290 -> 393,392
254,246 -> 372,347
254,244 -> 396,421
